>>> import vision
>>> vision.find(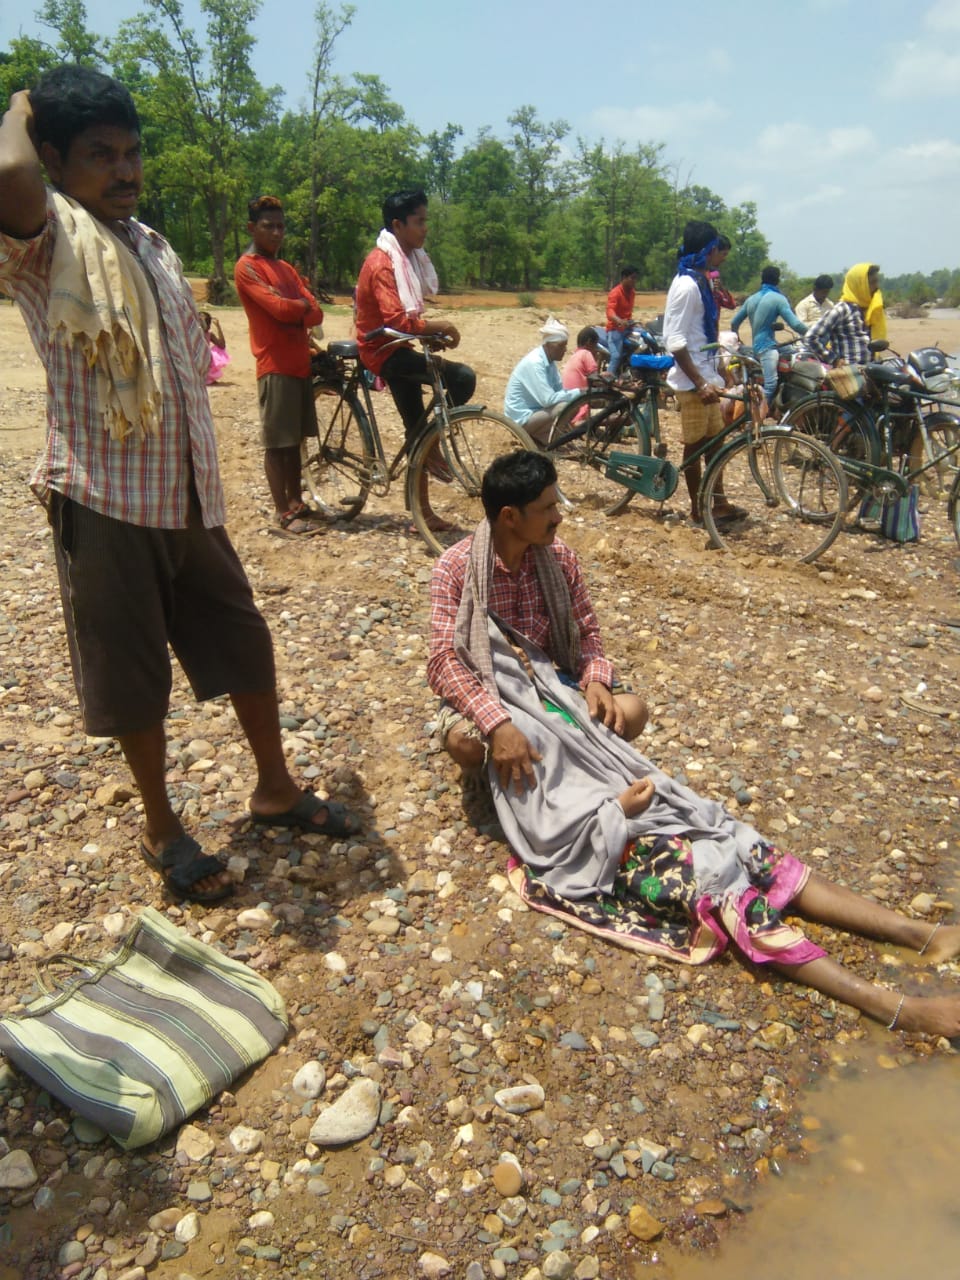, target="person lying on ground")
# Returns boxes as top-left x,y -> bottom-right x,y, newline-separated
0,67 -> 360,905
427,449 -> 647,789
451,523 -> 960,1039
503,318 -> 580,445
